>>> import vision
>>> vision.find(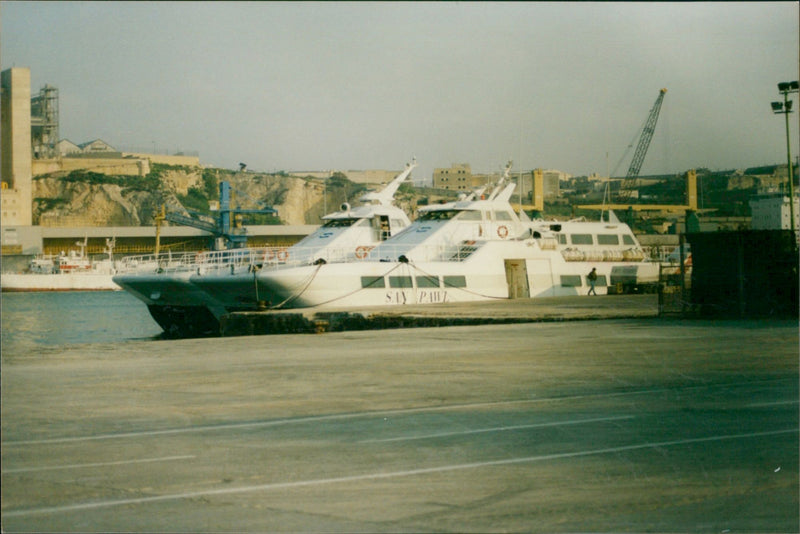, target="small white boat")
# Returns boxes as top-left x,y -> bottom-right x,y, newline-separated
255,162 -> 660,310
2,238 -> 122,292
